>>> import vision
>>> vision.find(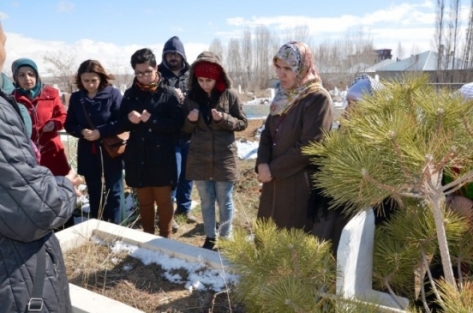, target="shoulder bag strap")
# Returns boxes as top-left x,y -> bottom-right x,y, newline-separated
27,243 -> 46,312
80,96 -> 96,130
